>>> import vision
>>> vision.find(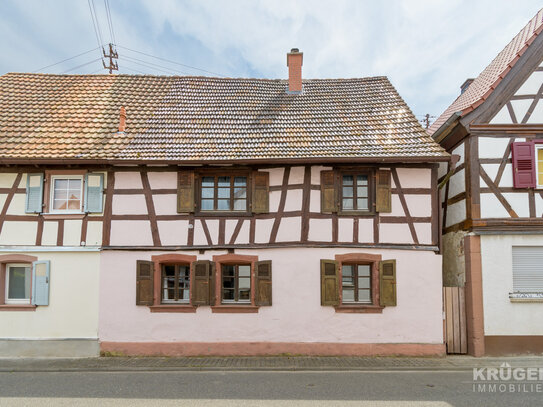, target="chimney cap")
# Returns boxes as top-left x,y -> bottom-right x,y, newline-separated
290,48 -> 300,53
